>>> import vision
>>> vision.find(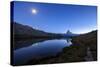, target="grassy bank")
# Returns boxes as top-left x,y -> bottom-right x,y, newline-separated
71,30 -> 97,61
